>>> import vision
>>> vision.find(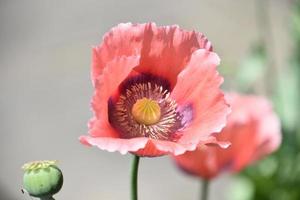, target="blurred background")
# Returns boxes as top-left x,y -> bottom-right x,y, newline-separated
0,0 -> 298,199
